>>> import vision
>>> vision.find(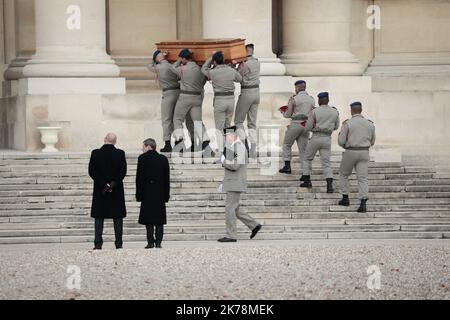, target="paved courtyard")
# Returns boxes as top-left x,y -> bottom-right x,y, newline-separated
0,240 -> 449,300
